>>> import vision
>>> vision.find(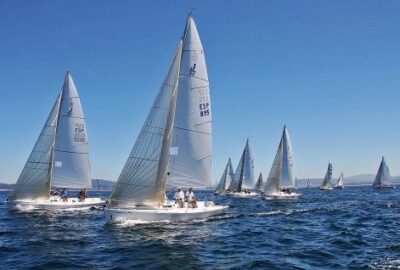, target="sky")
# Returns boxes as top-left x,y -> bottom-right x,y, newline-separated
1,0 -> 400,184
